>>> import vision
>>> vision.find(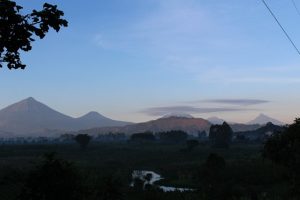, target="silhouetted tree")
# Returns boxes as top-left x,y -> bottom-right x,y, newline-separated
19,153 -> 84,200
74,134 -> 92,150
0,0 -> 68,69
263,118 -> 300,196
209,122 -> 233,148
